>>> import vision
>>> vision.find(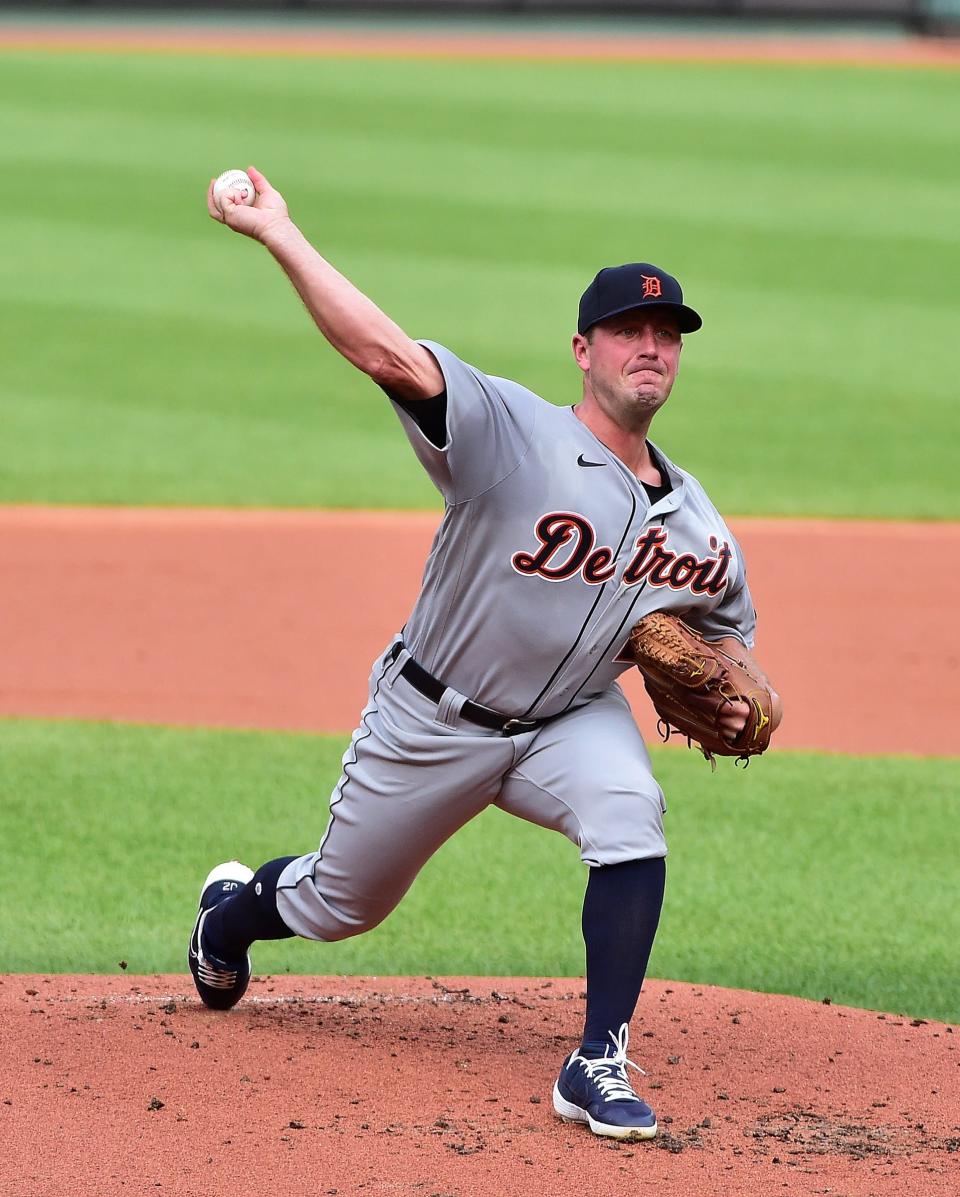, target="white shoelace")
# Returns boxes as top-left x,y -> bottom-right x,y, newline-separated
571,1022 -> 646,1103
